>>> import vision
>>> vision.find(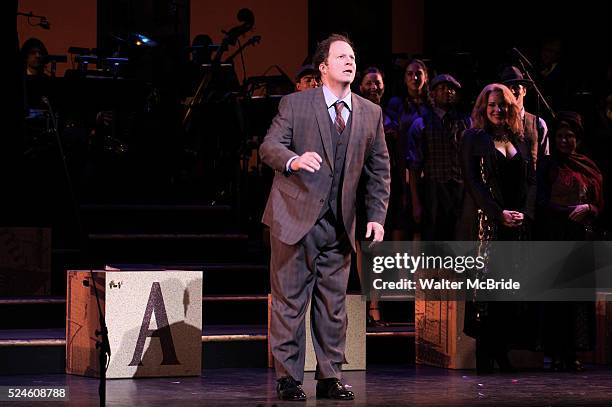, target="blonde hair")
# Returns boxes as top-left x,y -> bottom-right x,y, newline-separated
471,83 -> 523,138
